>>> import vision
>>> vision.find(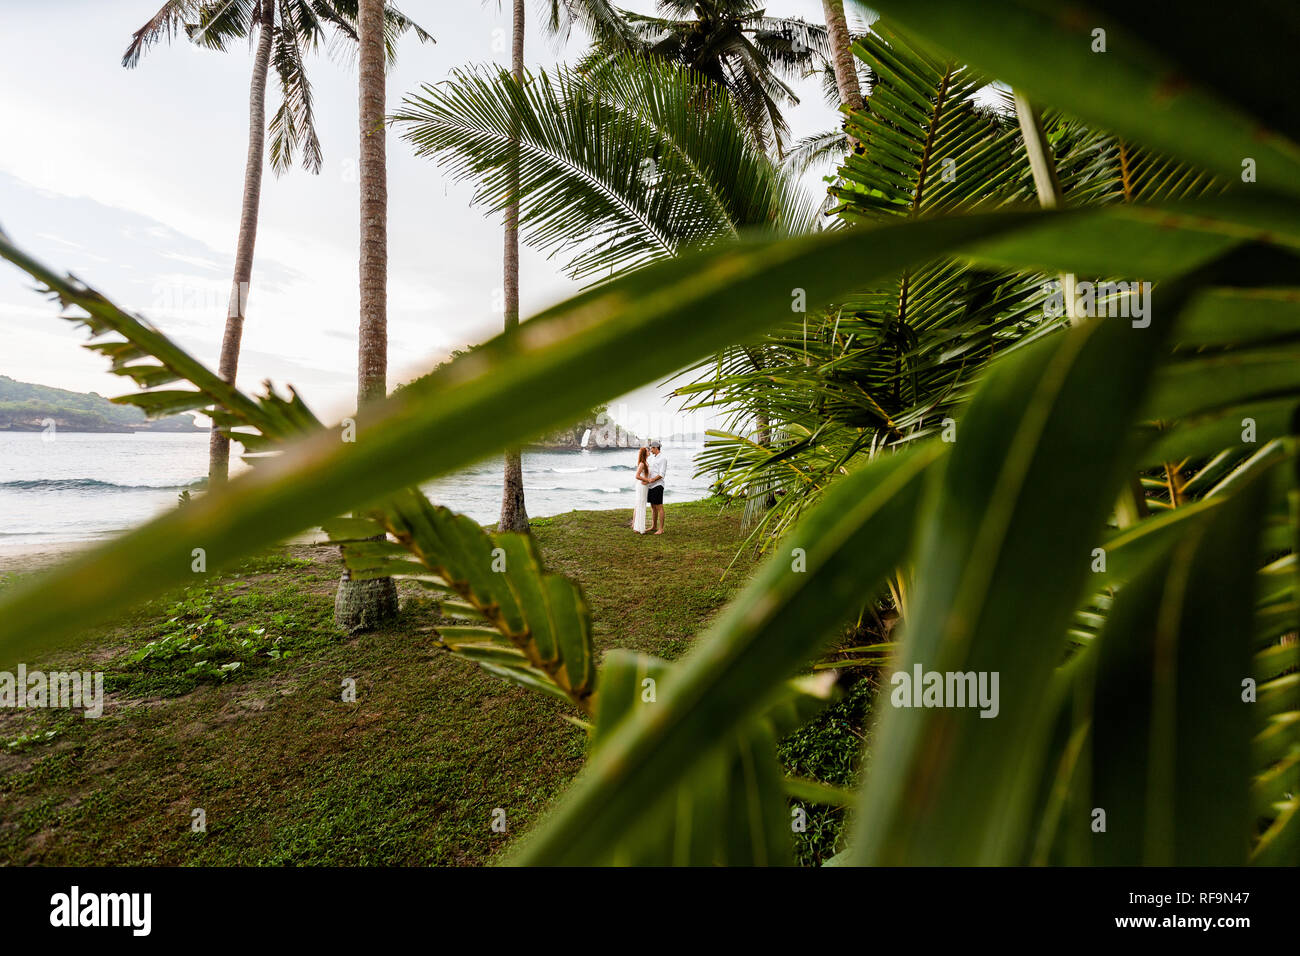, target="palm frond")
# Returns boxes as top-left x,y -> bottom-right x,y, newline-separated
579,3 -> 822,151
783,129 -> 849,178
268,0 -> 324,174
394,56 -> 804,280
123,0 -> 245,67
